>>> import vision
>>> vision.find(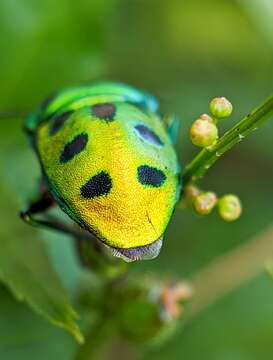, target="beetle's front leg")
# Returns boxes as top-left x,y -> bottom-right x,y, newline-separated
19,180 -> 97,241
19,180 -> 74,236
20,180 -> 55,225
